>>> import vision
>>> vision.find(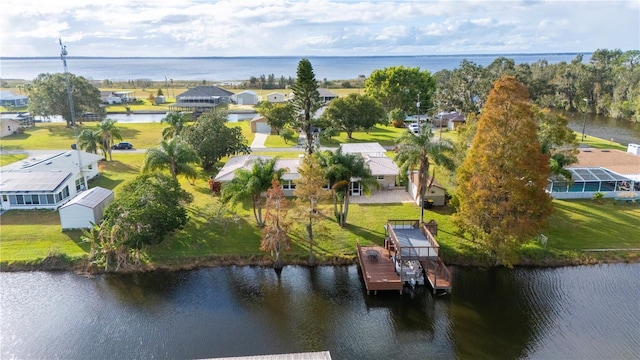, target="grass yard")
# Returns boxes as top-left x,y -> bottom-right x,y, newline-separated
320,125 -> 409,147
